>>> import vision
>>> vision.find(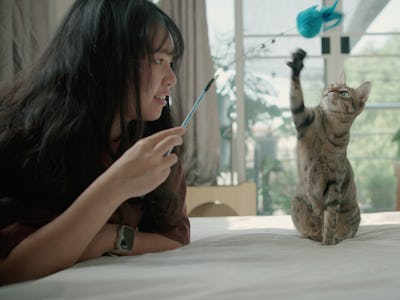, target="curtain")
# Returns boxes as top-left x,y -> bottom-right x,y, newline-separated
159,0 -> 221,186
0,0 -> 49,87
